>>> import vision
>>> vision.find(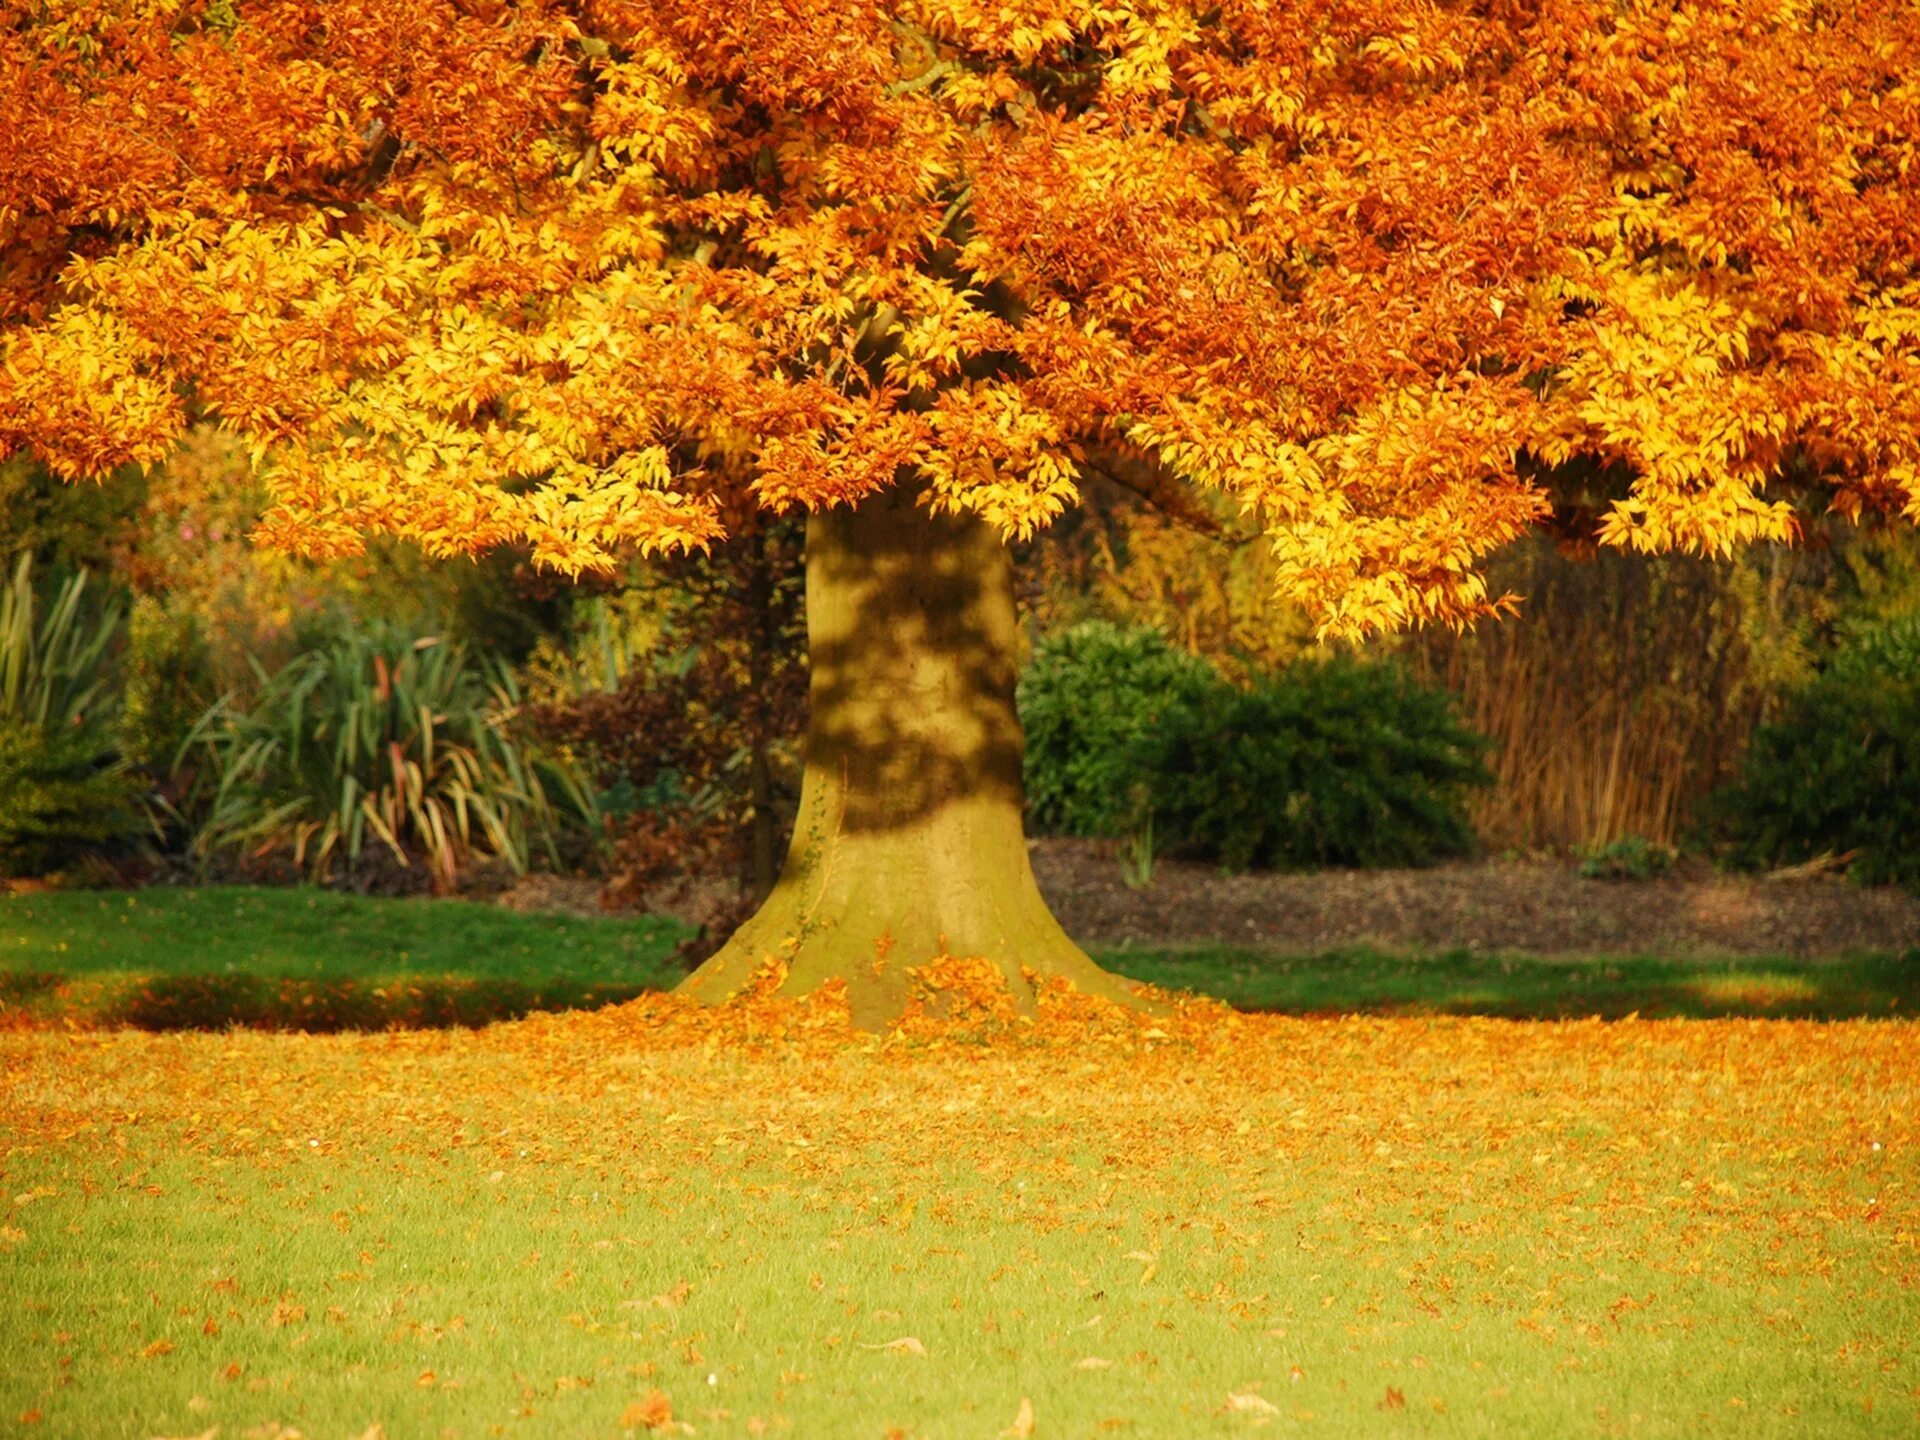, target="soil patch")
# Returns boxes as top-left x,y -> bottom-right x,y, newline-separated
498,841 -> 1918,958
1028,839 -> 1920,958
